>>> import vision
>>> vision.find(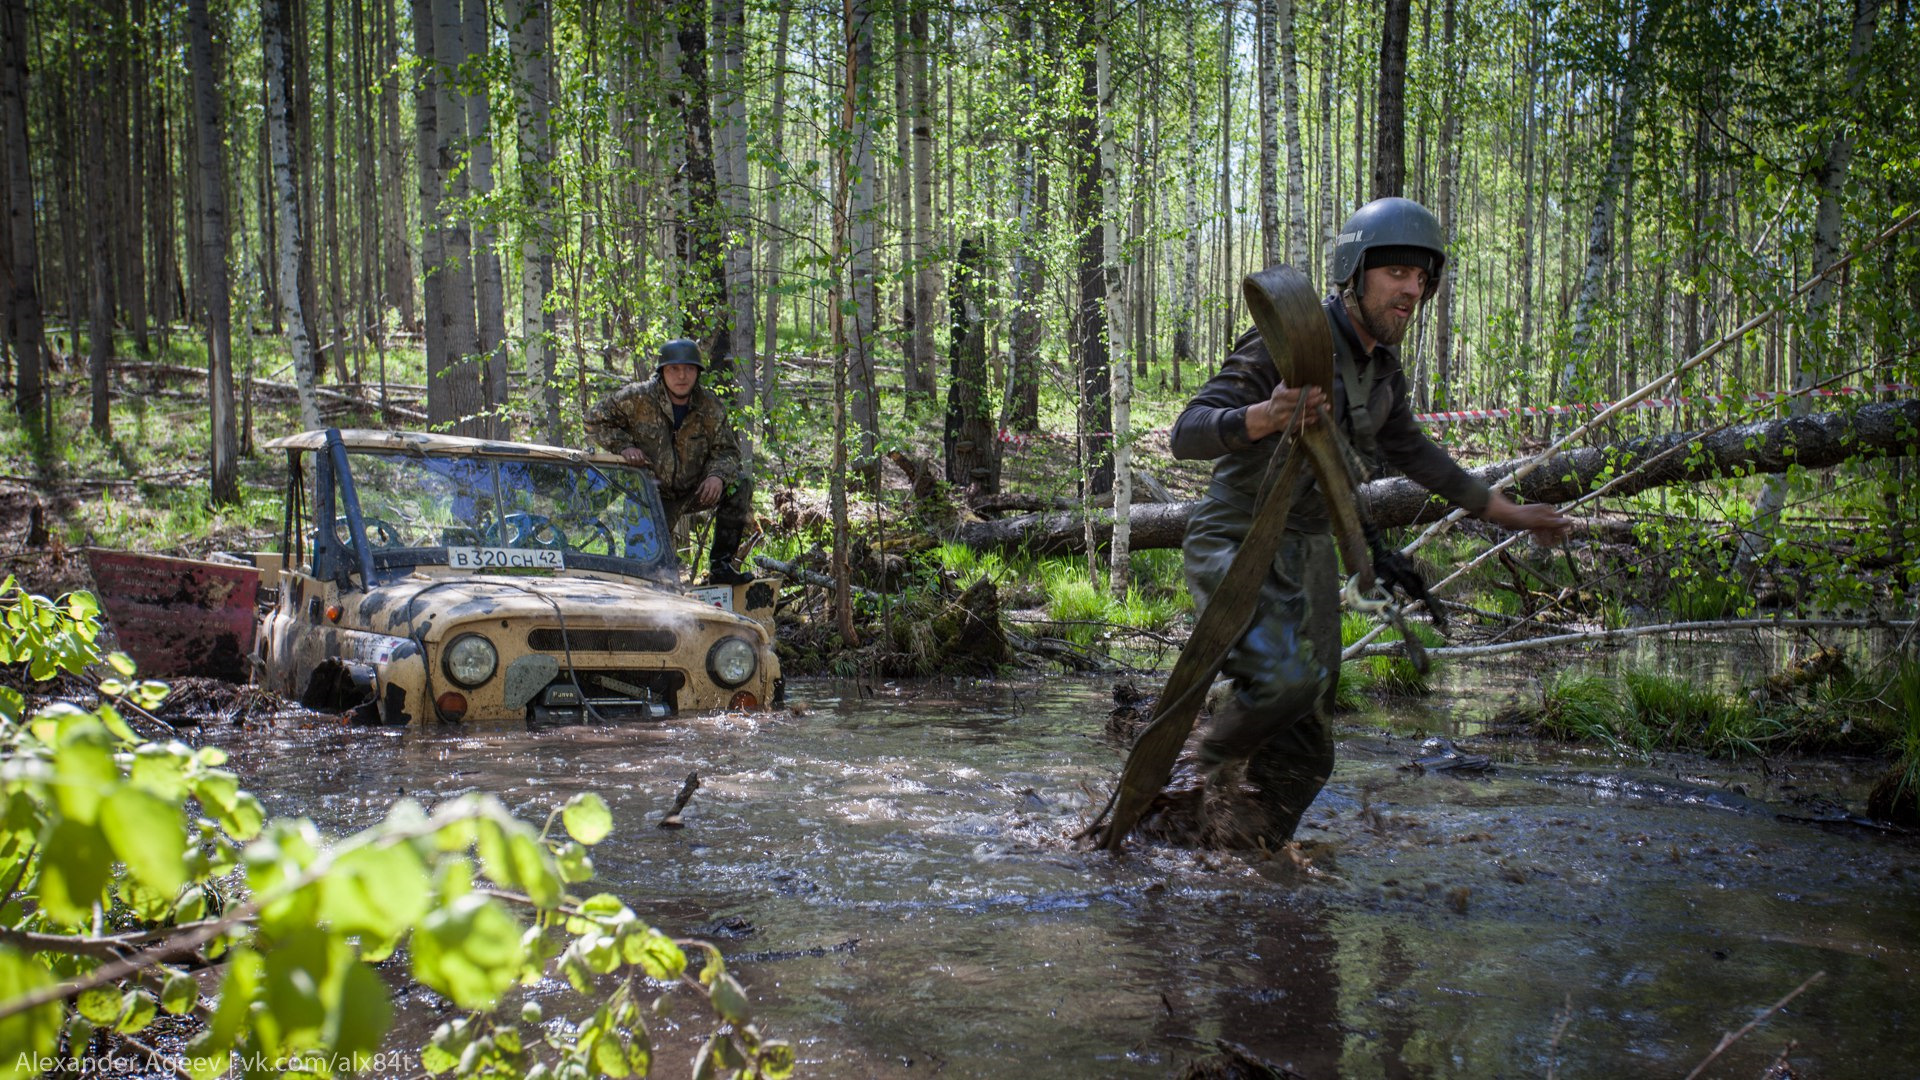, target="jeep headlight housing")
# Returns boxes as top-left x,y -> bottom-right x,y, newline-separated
707,636 -> 756,688
443,633 -> 499,688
